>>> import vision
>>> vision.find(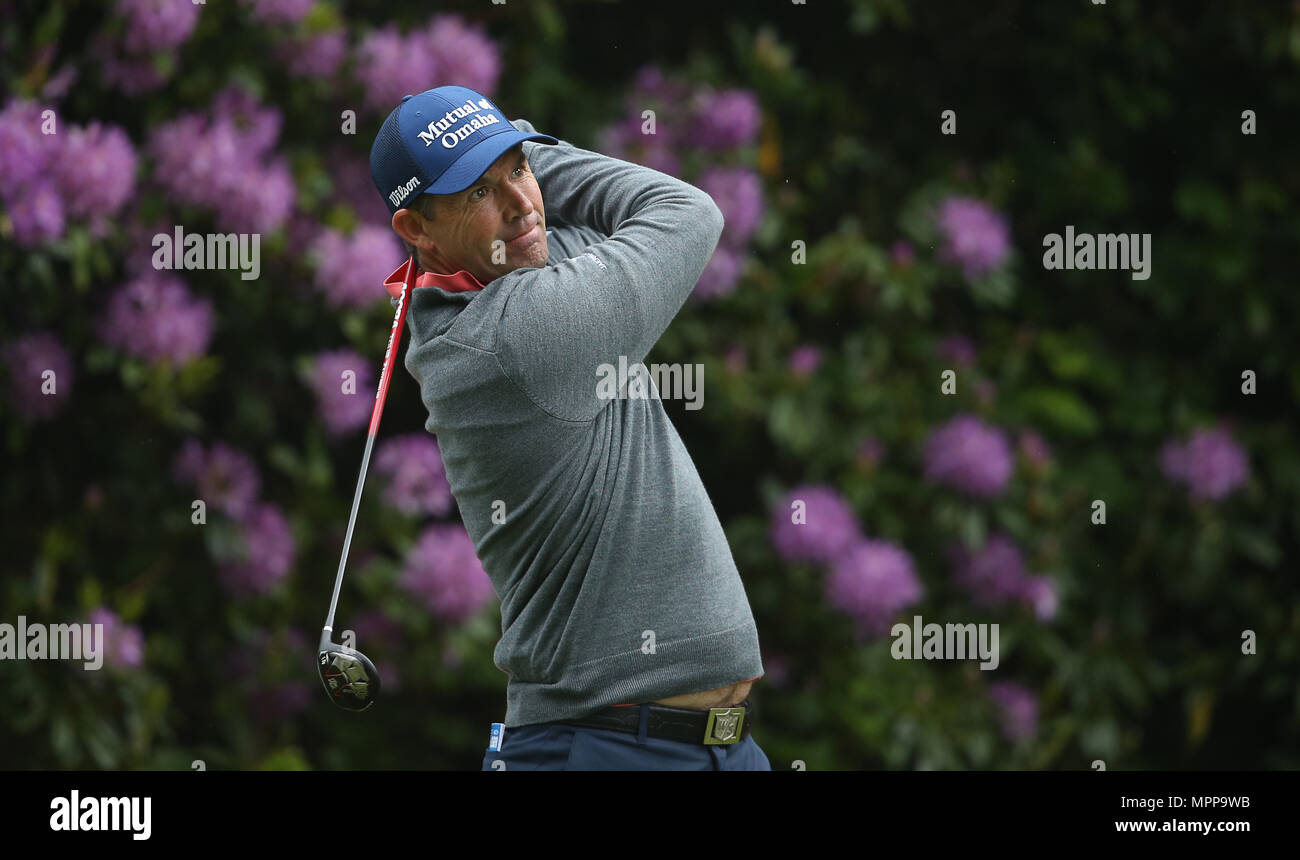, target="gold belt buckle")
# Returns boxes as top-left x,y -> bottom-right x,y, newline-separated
703,707 -> 745,745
